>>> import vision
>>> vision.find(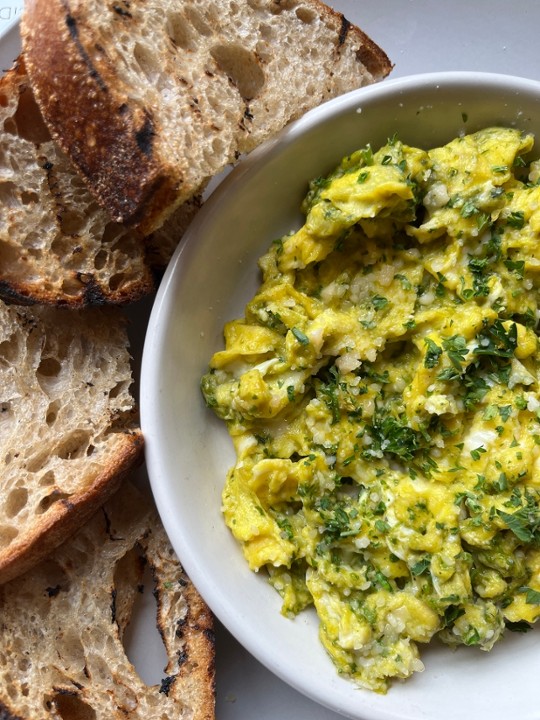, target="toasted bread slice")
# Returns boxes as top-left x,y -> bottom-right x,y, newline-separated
22,0 -> 392,234
0,481 -> 215,720
0,58 -> 155,307
0,300 -> 143,584
0,58 -> 202,307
